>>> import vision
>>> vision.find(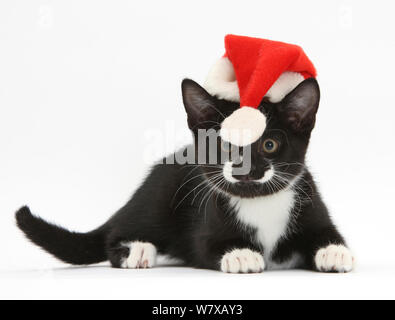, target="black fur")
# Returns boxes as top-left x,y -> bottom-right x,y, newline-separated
16,206 -> 107,264
16,78 -> 347,271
